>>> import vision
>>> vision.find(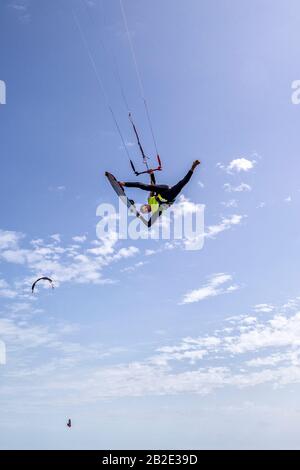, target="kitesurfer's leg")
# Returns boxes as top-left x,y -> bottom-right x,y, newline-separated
122,182 -> 169,193
166,160 -> 200,200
